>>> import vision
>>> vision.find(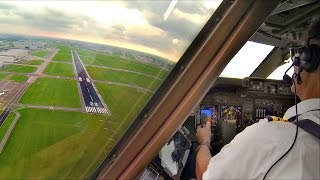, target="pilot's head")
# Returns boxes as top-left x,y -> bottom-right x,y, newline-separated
290,16 -> 320,100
